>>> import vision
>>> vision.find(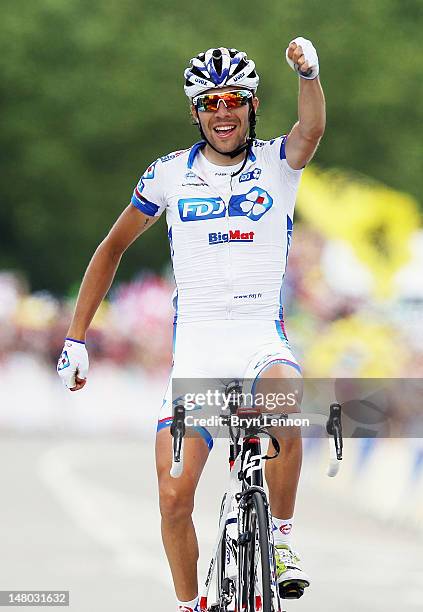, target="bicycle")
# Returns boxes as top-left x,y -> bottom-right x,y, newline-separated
170,380 -> 343,612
